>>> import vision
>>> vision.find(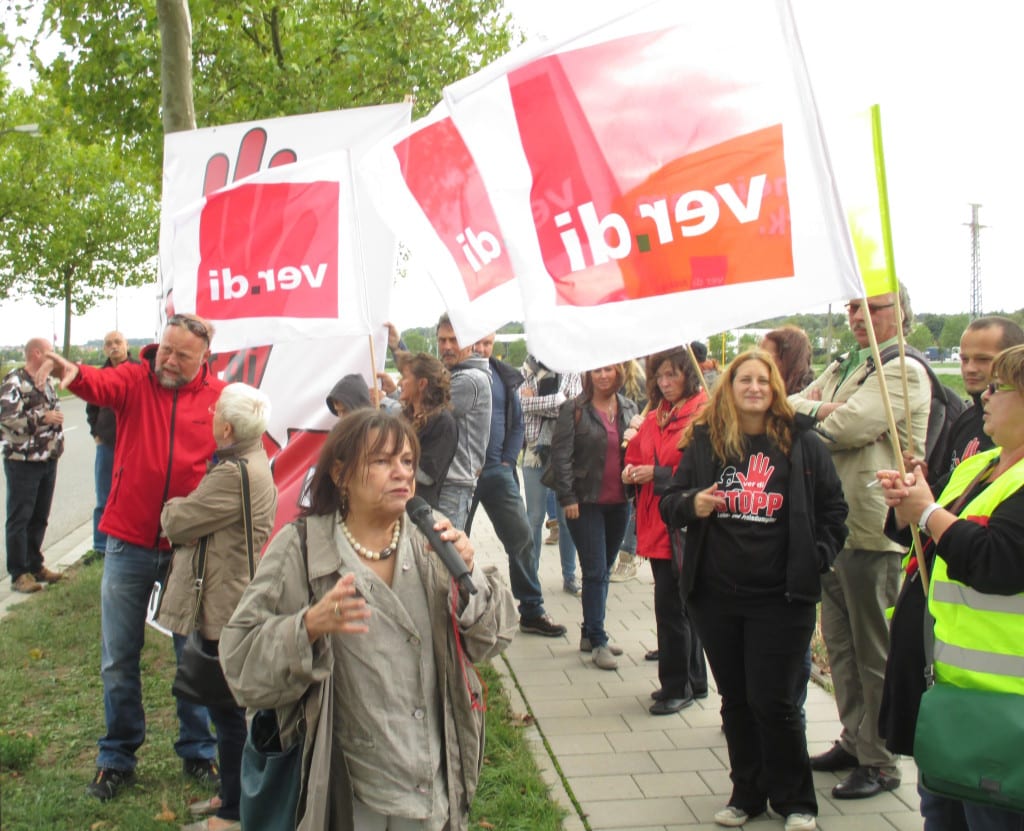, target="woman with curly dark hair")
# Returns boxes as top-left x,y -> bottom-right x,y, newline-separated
397,352 -> 458,509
